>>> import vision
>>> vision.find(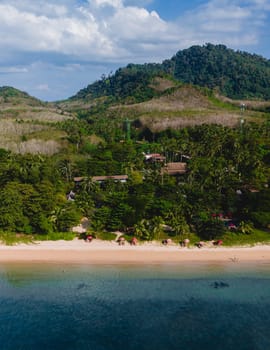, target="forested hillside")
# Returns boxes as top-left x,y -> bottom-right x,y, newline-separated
171,43 -> 270,99
71,43 -> 270,103
71,63 -> 167,104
